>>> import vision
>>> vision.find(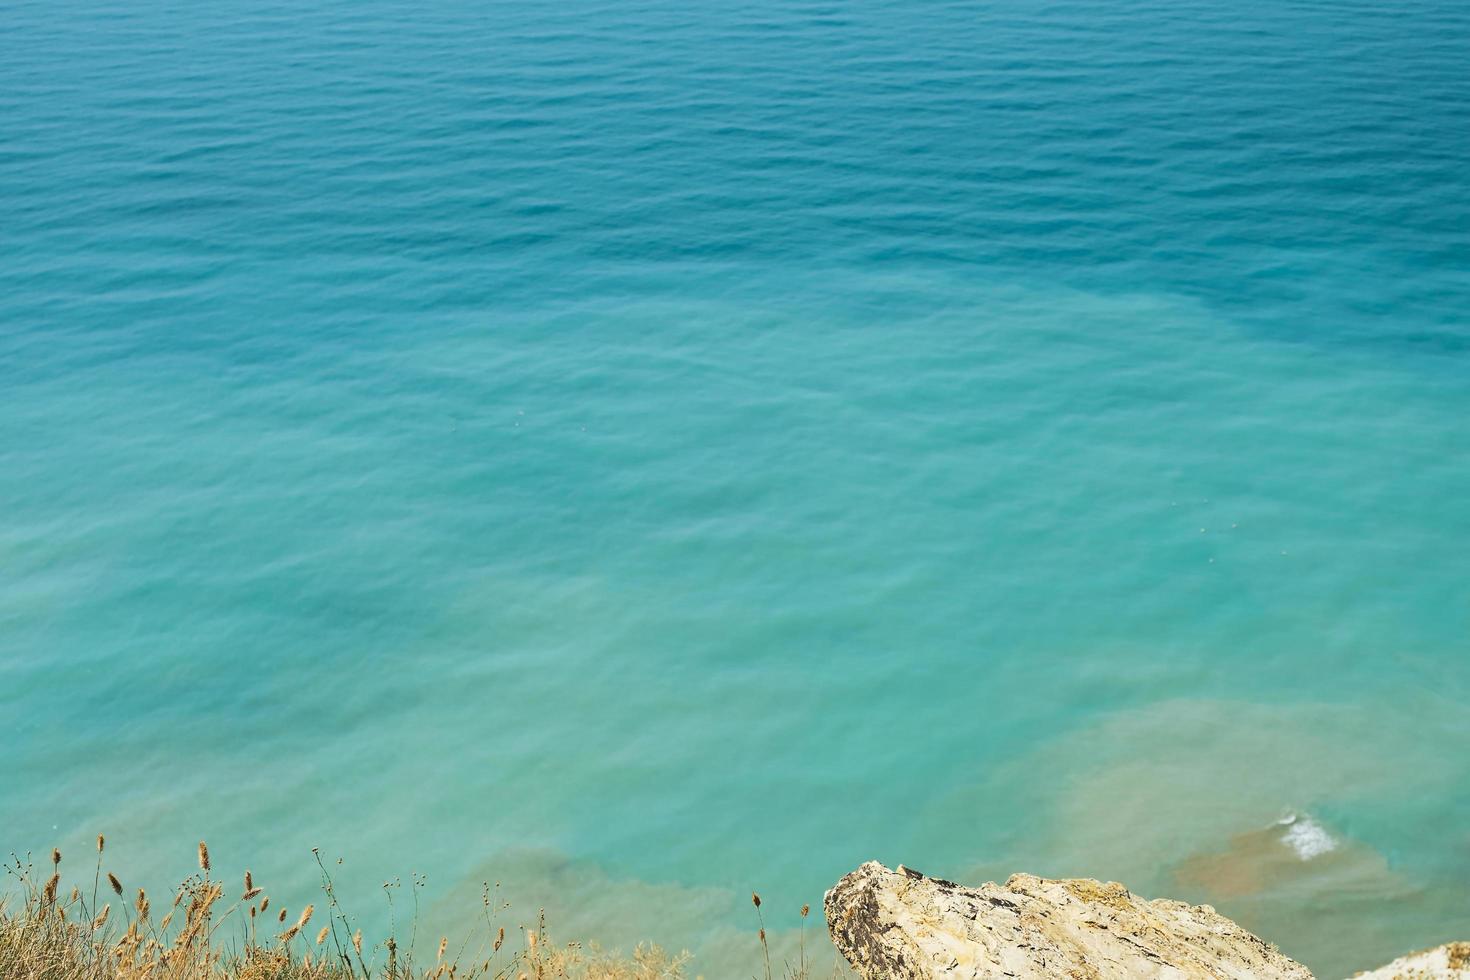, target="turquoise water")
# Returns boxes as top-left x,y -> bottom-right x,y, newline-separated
3,0 -> 1469,973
